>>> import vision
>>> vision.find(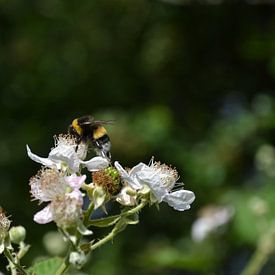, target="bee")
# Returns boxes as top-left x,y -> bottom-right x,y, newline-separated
68,116 -> 113,160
